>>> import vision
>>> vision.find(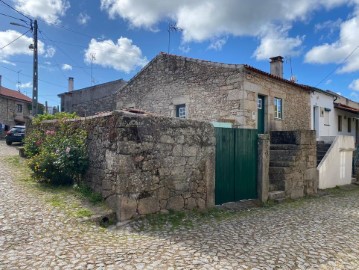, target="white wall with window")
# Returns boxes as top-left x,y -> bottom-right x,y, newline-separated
311,90 -> 358,142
